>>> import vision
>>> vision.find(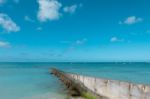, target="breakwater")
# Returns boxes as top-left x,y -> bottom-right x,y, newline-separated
51,68 -> 150,99
51,68 -> 103,99
51,68 -> 86,97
